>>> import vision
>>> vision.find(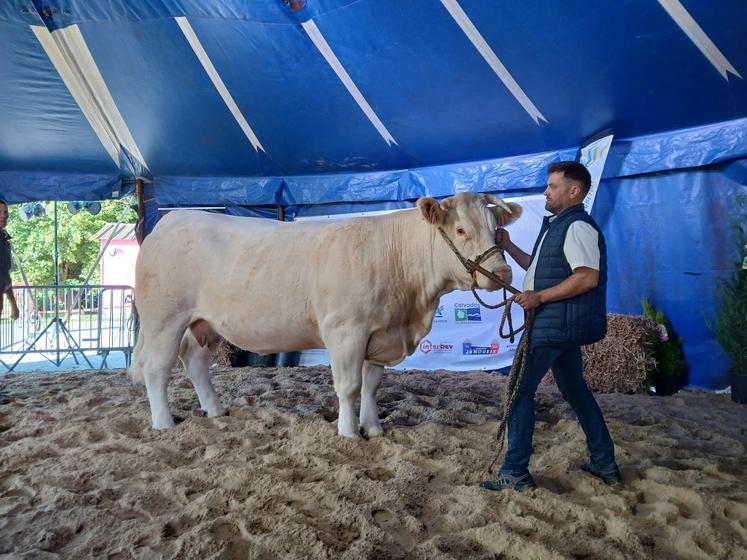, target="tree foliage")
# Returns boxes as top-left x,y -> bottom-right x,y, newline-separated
641,297 -> 686,380
6,200 -> 136,286
712,195 -> 747,374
